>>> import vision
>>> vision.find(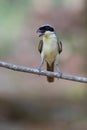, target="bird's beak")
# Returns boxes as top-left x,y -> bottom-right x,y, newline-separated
36,29 -> 44,37
36,29 -> 41,33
